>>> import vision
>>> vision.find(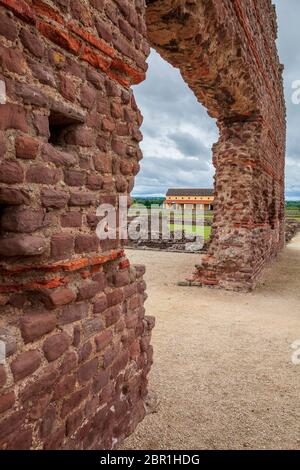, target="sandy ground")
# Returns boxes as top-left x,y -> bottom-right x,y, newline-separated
121,234 -> 300,450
